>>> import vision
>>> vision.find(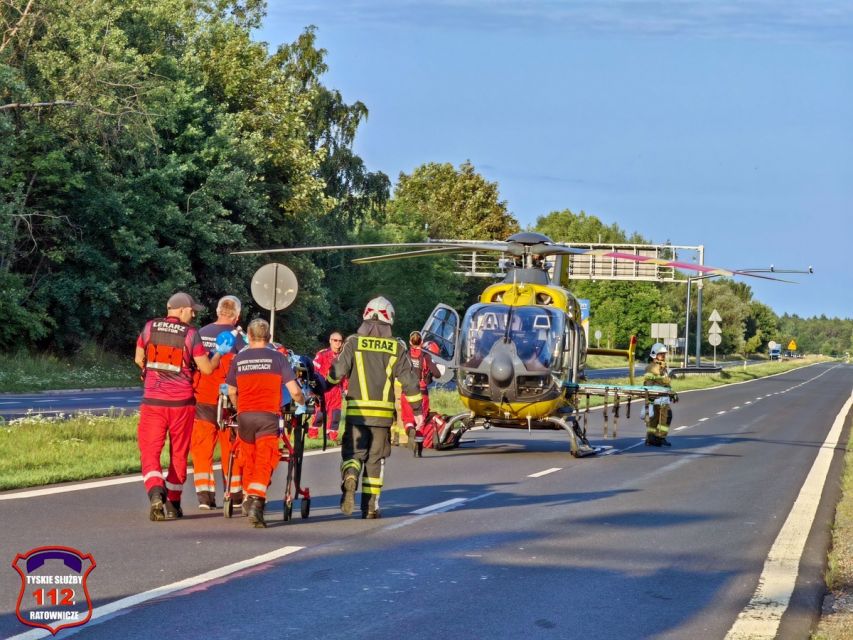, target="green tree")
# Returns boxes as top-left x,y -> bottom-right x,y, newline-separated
390,161 -> 519,240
